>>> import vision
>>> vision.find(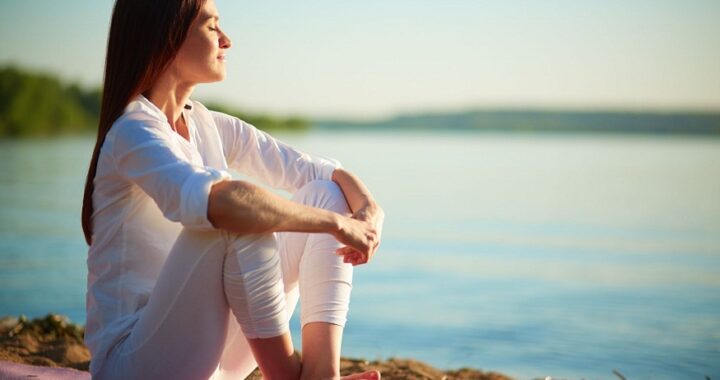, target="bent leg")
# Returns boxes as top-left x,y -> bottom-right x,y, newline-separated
222,232 -> 301,379
98,228 -> 296,380
278,180 -> 358,379
97,229 -> 238,380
